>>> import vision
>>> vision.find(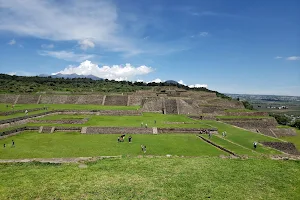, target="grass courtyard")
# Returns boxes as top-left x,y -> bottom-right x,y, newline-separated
1,157 -> 300,199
